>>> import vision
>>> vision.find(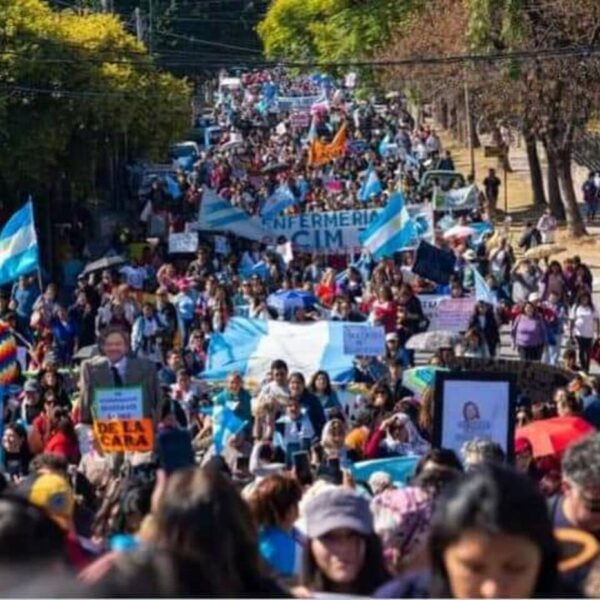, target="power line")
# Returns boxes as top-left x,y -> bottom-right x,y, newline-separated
155,29 -> 263,54
1,42 -> 600,71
